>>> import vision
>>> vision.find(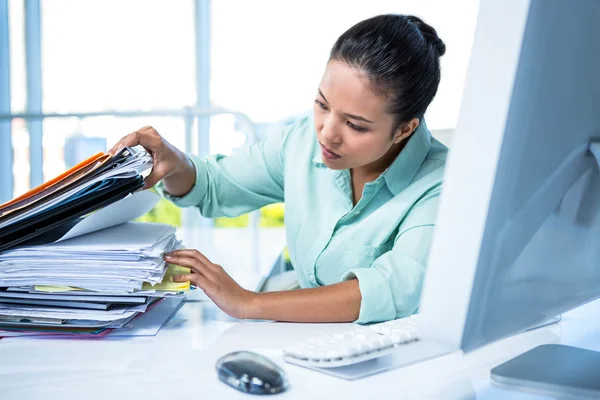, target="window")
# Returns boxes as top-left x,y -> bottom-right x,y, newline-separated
211,0 -> 480,129
2,0 -> 480,227
41,0 -> 196,112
